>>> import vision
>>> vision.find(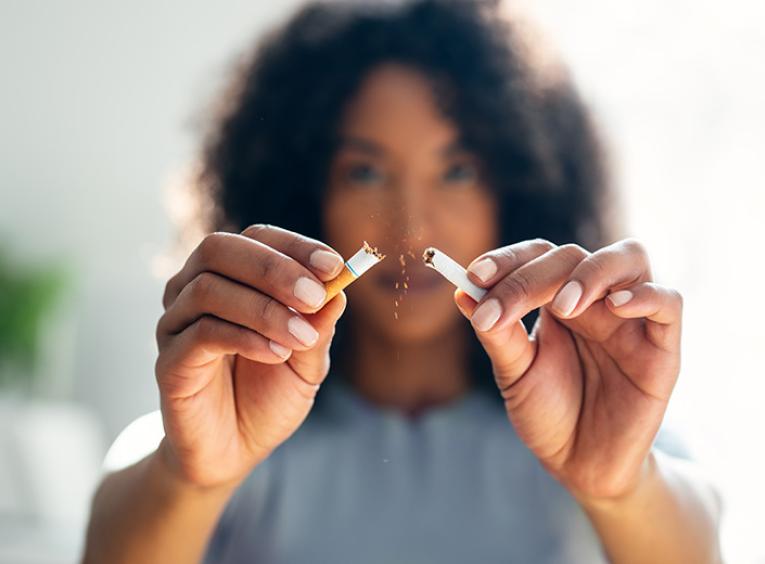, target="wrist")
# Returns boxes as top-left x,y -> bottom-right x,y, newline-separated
572,450 -> 658,515
151,439 -> 243,501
